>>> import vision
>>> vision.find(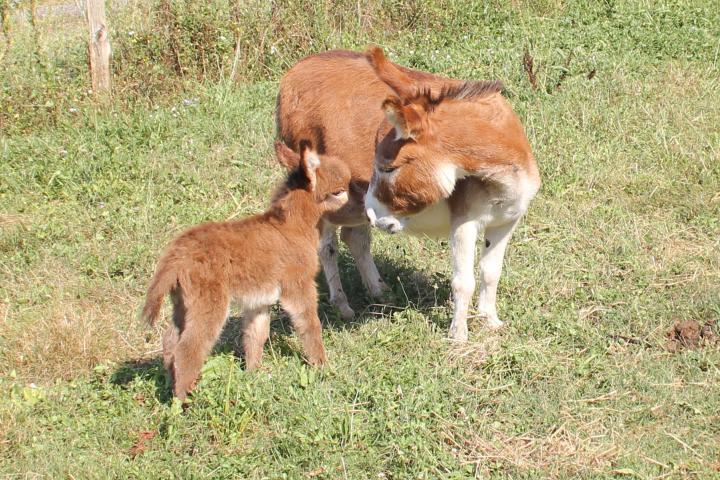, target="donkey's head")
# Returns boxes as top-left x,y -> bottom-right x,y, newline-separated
363,46 -> 508,234
275,141 -> 352,214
